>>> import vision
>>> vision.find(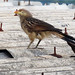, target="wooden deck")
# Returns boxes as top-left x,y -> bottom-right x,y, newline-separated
0,6 -> 75,75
